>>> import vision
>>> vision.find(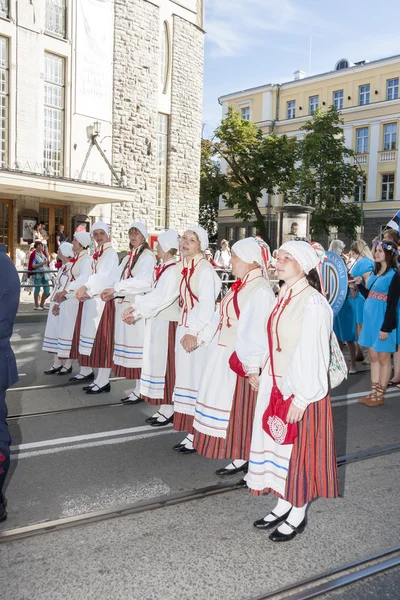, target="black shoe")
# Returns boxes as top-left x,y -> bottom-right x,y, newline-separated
44,366 -> 63,375
58,366 -> 73,376
146,415 -> 159,424
177,446 -> 197,455
253,509 -> 292,530
150,415 -> 174,427
236,478 -> 247,487
120,394 -> 142,405
269,518 -> 307,542
82,384 -> 95,391
85,382 -> 111,395
69,372 -> 94,384
215,461 -> 249,477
